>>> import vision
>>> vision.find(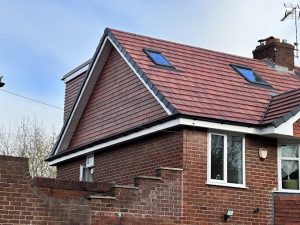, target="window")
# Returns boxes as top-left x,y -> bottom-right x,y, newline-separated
279,145 -> 299,191
80,154 -> 94,182
144,49 -> 174,68
208,133 -> 245,187
231,65 -> 271,87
